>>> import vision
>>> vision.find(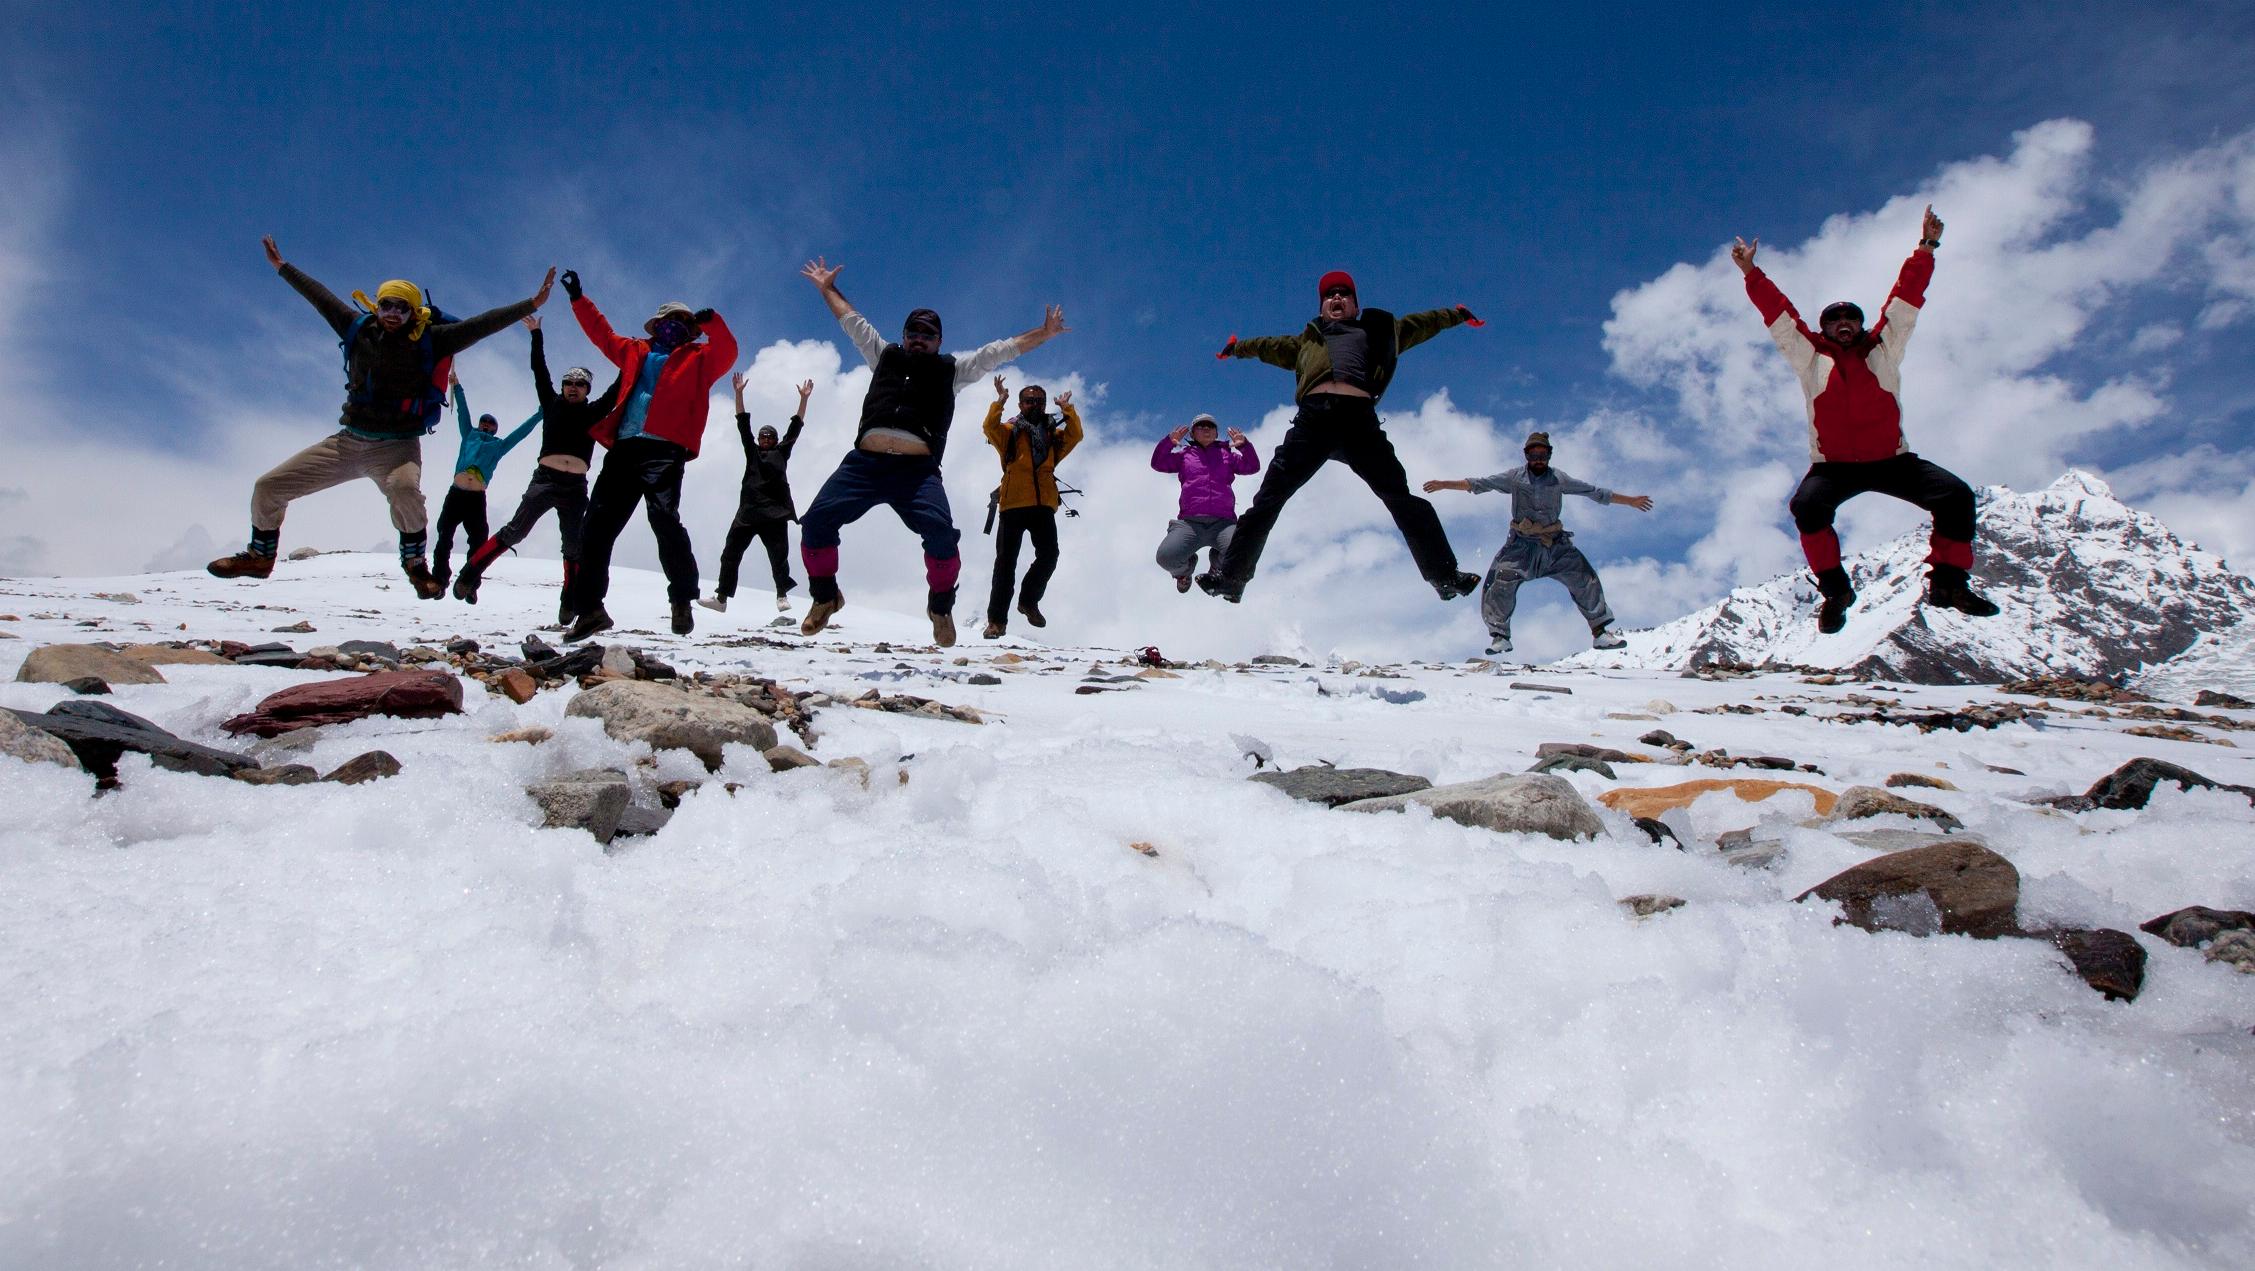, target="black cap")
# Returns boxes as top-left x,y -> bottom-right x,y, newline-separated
1818,301 -> 1865,326
903,307 -> 942,337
